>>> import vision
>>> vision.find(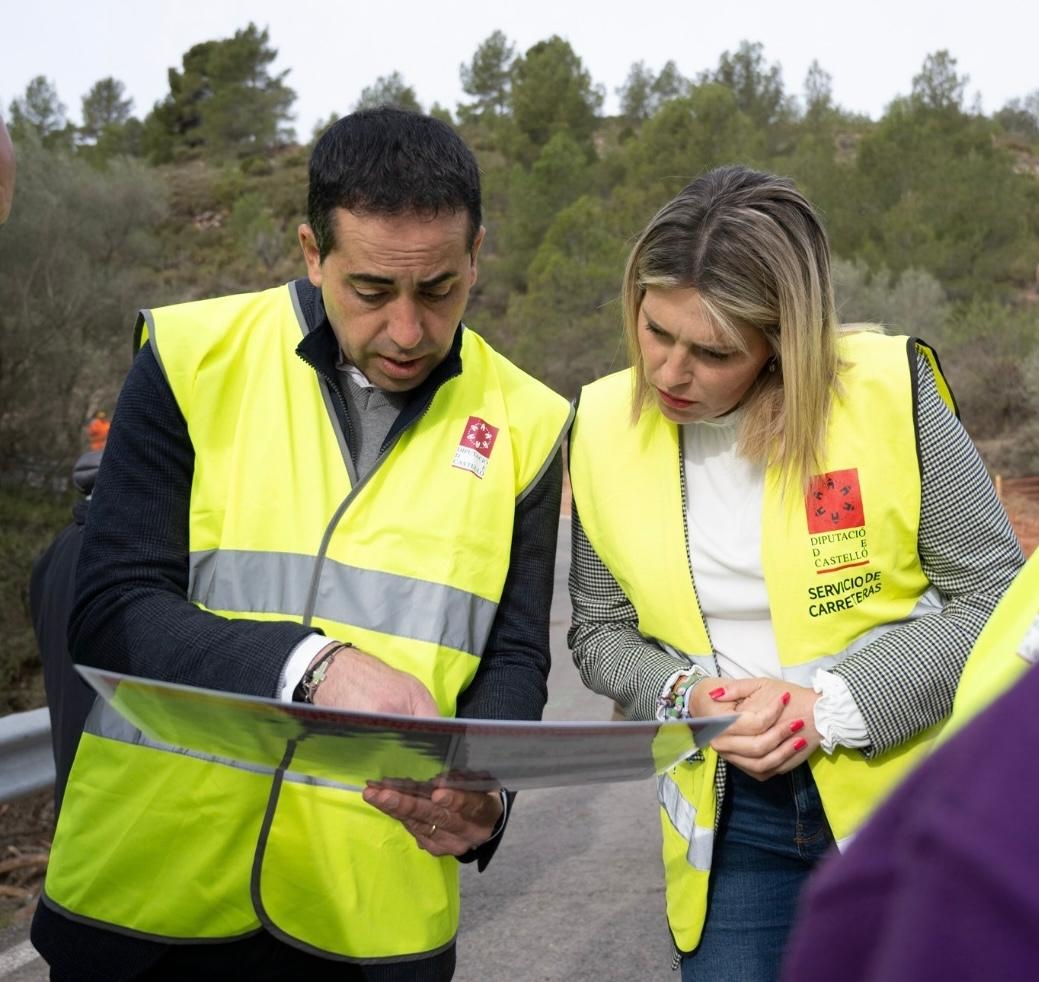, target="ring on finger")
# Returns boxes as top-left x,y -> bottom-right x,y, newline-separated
429,823 -> 437,837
